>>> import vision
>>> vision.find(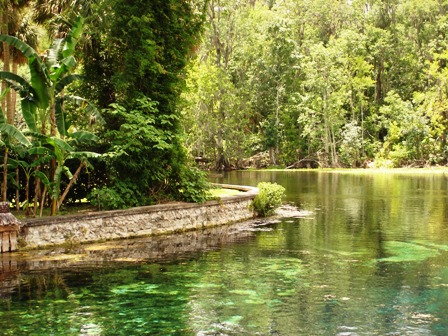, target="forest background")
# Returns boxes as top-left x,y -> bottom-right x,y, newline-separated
0,0 -> 448,213
183,0 -> 448,170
